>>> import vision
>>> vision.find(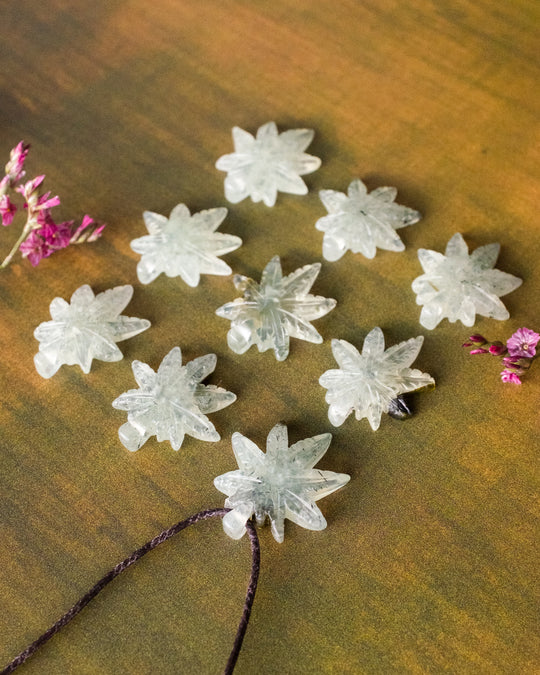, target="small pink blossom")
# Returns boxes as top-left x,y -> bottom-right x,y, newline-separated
4,141 -> 30,184
470,348 -> 488,355
38,218 -> 73,250
467,333 -> 487,346
488,342 -> 507,356
507,327 -> 540,358
70,214 -> 106,244
34,191 -> 61,211
0,194 -> 17,226
16,174 -> 45,201
500,369 -> 522,384
19,230 -> 50,266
